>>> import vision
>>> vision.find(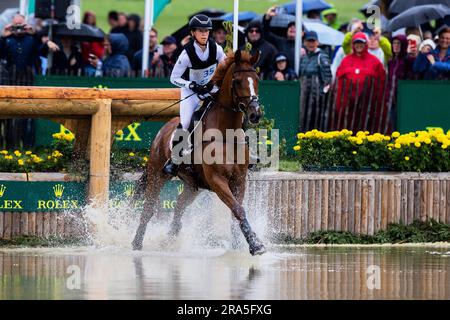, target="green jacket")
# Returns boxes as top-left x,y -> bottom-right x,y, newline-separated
342,32 -> 392,64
